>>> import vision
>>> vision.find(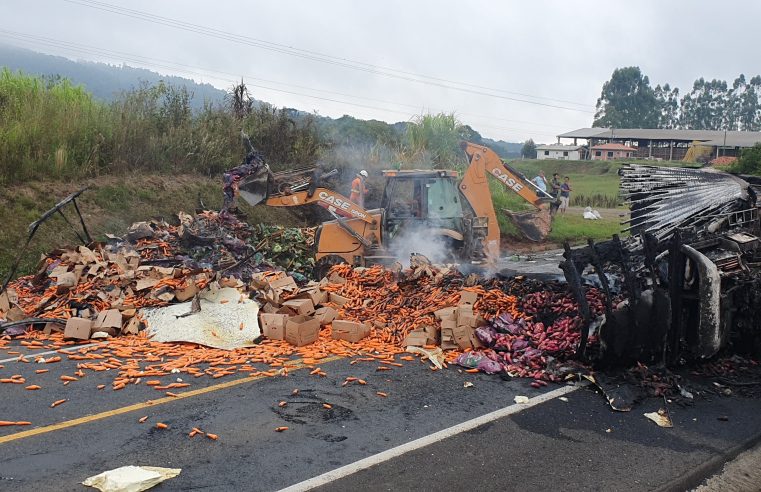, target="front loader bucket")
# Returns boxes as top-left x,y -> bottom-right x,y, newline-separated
503,207 -> 552,242
238,168 -> 271,206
